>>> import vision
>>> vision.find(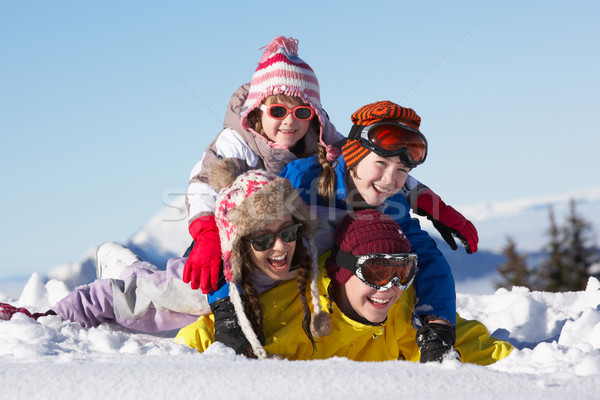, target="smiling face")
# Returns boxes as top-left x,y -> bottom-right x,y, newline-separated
335,275 -> 403,324
260,99 -> 312,148
245,214 -> 298,281
349,152 -> 411,207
